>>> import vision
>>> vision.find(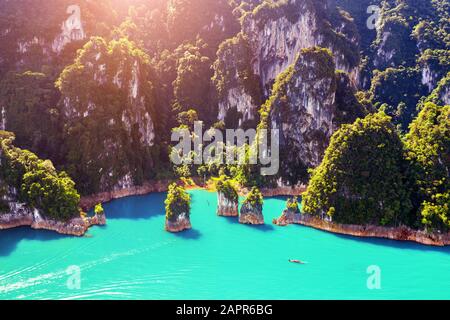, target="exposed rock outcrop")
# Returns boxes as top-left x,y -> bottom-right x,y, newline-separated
214,0 -> 360,124
273,197 -> 301,226
165,184 -> 192,233
239,187 -> 264,225
268,47 -> 336,168
57,37 -> 160,193
215,176 -> 239,217
285,213 -> 450,247
428,72 -> 450,105
273,209 -> 302,226
0,204 -> 106,237
260,185 -> 306,197
165,213 -> 192,233
217,191 -> 239,217
52,5 -> 86,53
261,47 -> 366,185
239,202 -> 264,225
